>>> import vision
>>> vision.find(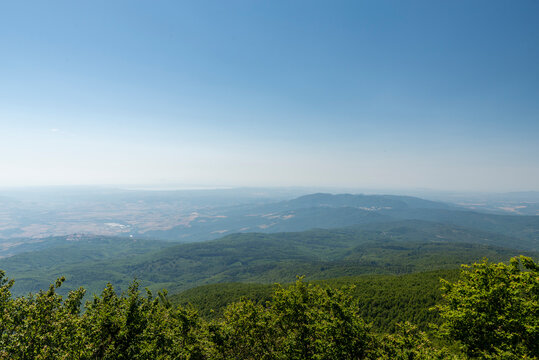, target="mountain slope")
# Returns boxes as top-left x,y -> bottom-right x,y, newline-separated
142,193 -> 454,241
1,220 -> 535,297
170,269 -> 461,332
143,193 -> 539,248
384,209 -> 539,250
